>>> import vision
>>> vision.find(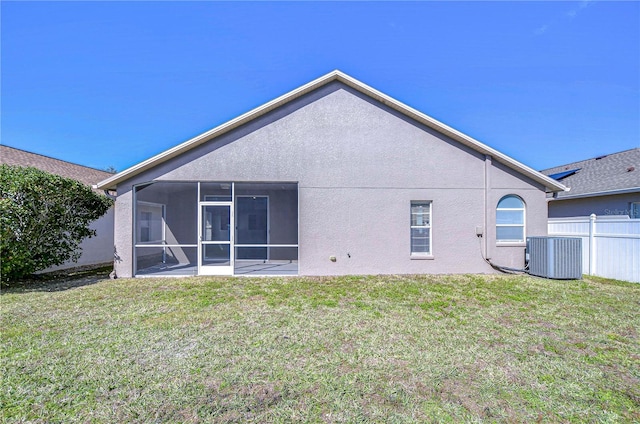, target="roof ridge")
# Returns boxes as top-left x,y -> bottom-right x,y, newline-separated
540,147 -> 640,172
95,70 -> 565,192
